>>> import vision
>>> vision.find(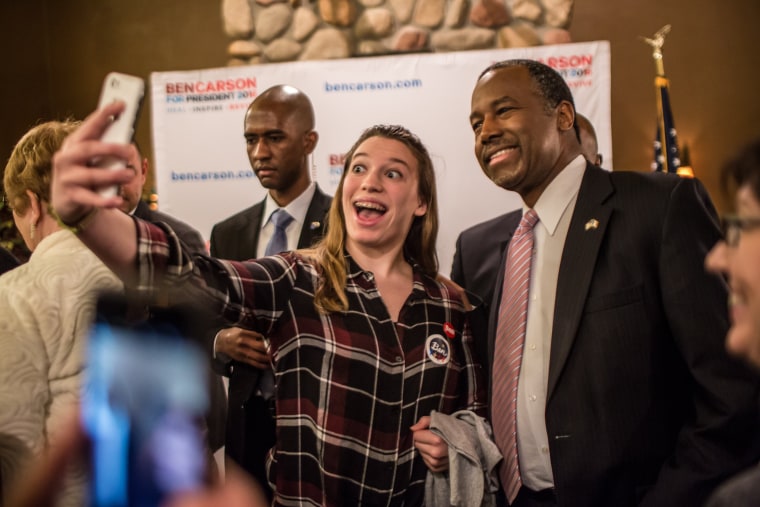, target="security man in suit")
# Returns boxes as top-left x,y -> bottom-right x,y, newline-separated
453,59 -> 760,507
208,85 -> 331,498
